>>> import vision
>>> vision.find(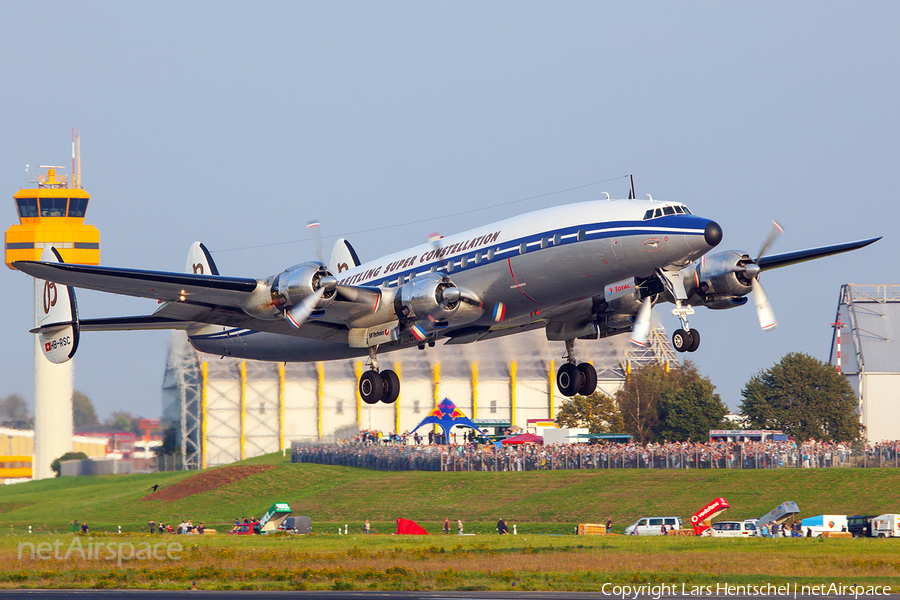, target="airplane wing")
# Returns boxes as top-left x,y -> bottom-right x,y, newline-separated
758,237 -> 881,271
13,261 -> 259,307
13,260 -> 360,342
